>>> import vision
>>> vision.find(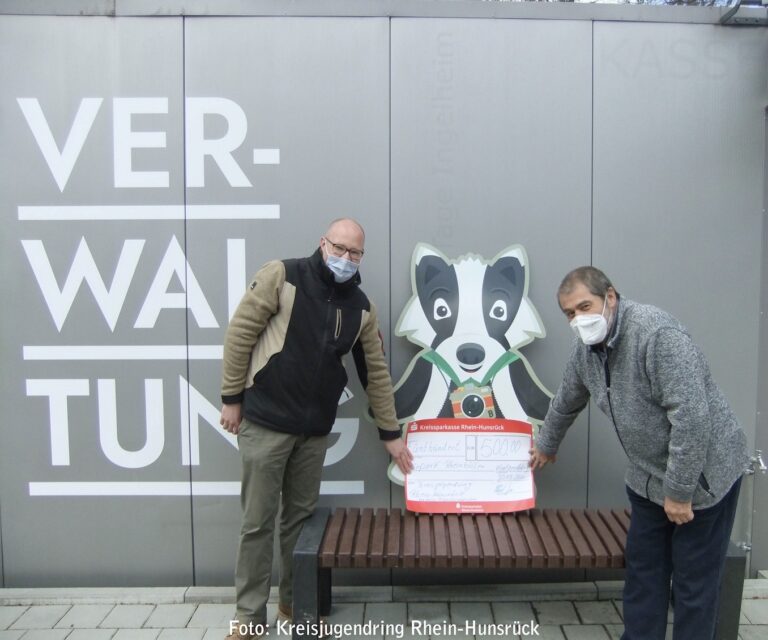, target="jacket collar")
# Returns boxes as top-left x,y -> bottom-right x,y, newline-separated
589,292 -> 623,353
310,247 -> 362,291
